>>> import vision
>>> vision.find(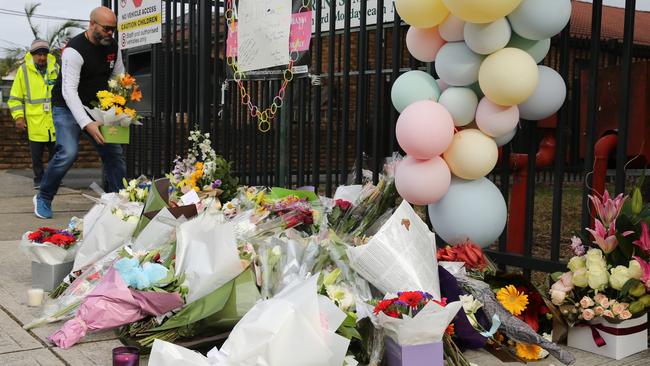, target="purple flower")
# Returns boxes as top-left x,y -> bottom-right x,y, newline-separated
570,236 -> 585,256
212,179 -> 222,188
